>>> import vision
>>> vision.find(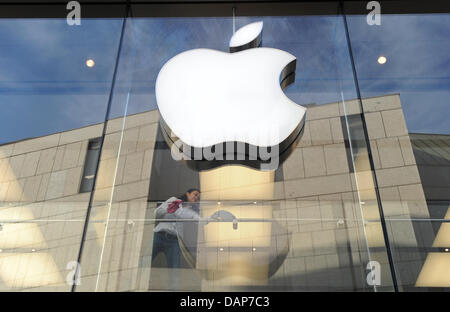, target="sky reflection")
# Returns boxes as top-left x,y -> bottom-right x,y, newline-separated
0,14 -> 448,145
347,14 -> 450,134
0,18 -> 122,144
